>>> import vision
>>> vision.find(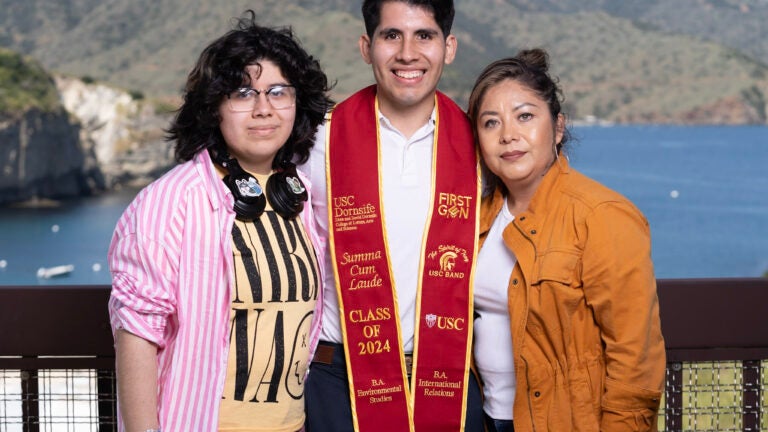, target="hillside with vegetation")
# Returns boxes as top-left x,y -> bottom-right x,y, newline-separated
0,0 -> 766,124
0,48 -> 61,118
456,0 -> 768,123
